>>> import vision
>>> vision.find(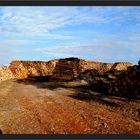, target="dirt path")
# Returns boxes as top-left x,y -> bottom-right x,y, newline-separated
0,79 -> 140,134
